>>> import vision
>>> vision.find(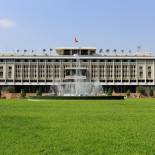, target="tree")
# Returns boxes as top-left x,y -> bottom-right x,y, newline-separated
113,49 -> 117,55
149,89 -> 154,97
107,88 -> 112,96
42,49 -> 46,55
121,49 -> 124,54
49,48 -> 53,55
129,50 -> 132,54
126,89 -> 131,97
36,88 -> 42,96
17,49 -> 20,54
20,89 -> 26,98
99,49 -> 103,54
106,49 -> 110,55
1,86 -> 15,93
137,46 -> 141,53
24,49 -> 27,53
136,86 -> 146,96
